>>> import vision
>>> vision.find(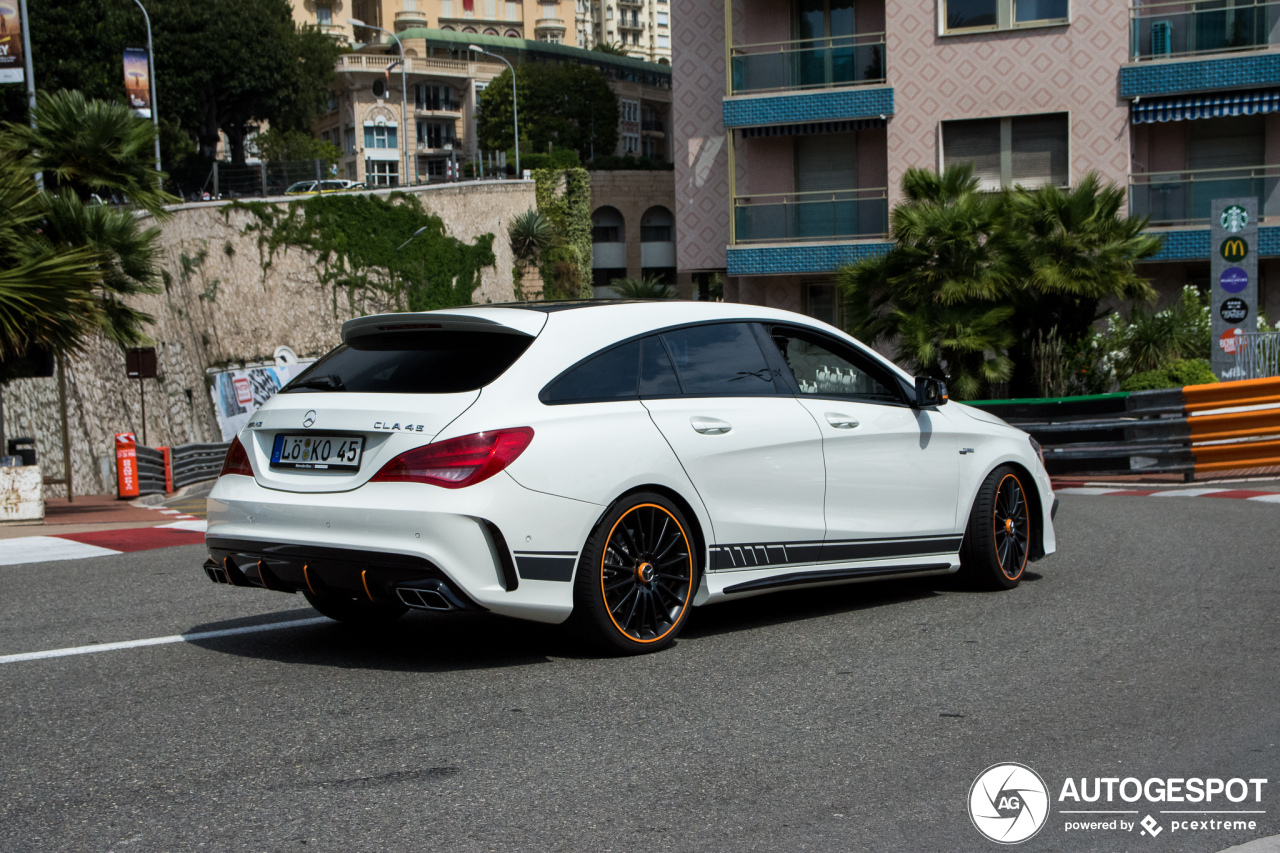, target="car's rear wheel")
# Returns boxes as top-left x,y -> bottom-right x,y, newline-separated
303,590 -> 408,626
960,465 -> 1032,590
572,492 -> 697,654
